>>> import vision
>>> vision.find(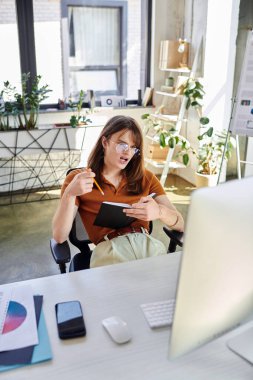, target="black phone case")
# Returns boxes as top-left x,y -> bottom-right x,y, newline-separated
55,301 -> 86,339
